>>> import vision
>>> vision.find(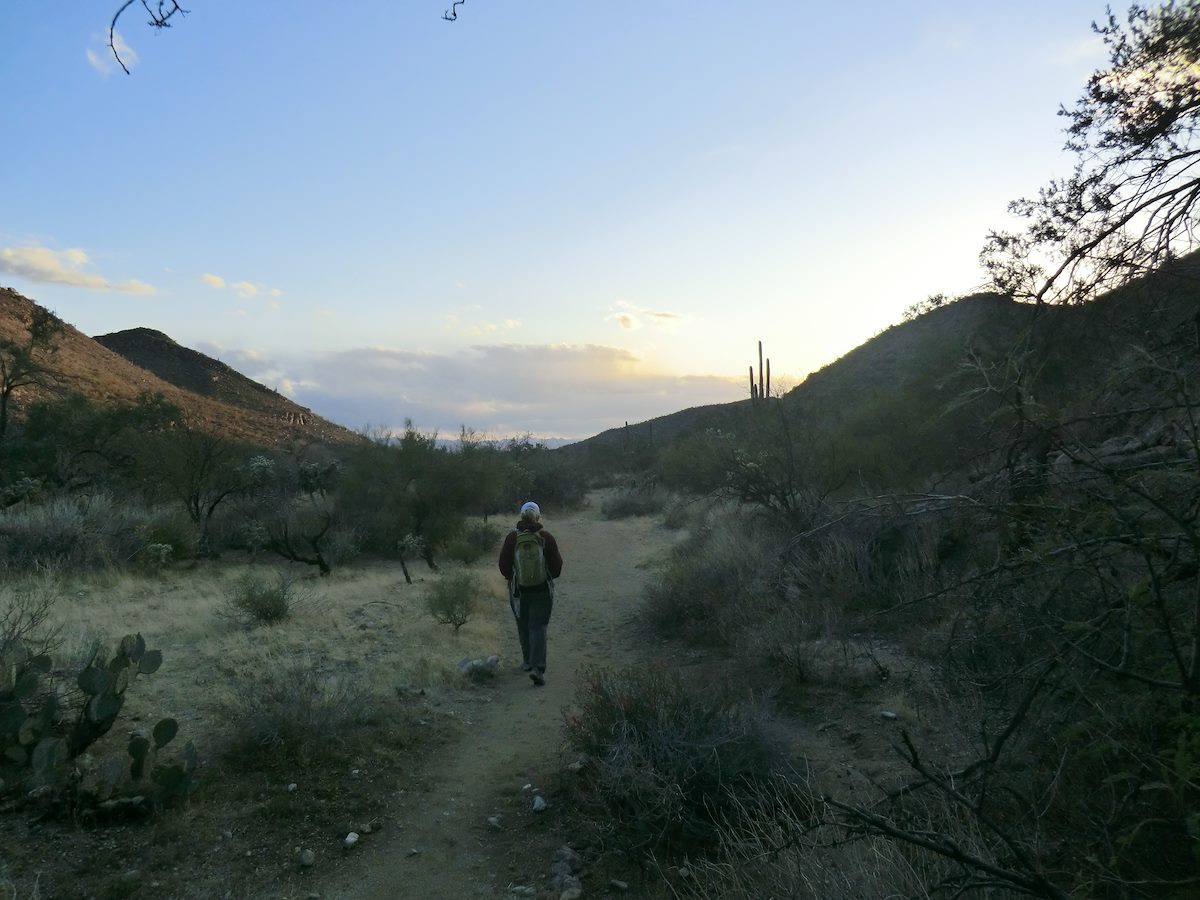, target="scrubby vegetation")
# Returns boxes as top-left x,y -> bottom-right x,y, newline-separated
425,572 -> 479,633
564,665 -> 791,857
222,570 -> 310,625
4,6 -> 1200,897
